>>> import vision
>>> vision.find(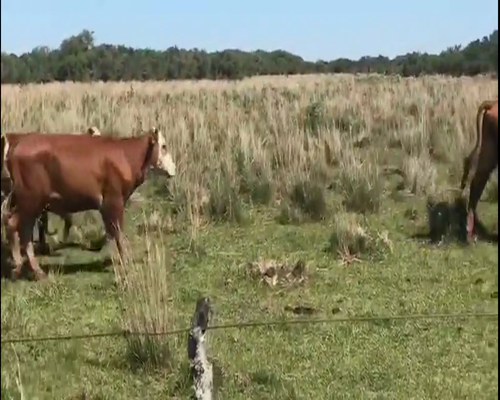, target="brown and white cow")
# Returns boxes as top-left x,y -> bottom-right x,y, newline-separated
4,127 -> 175,280
2,127 -> 101,253
460,99 -> 498,240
